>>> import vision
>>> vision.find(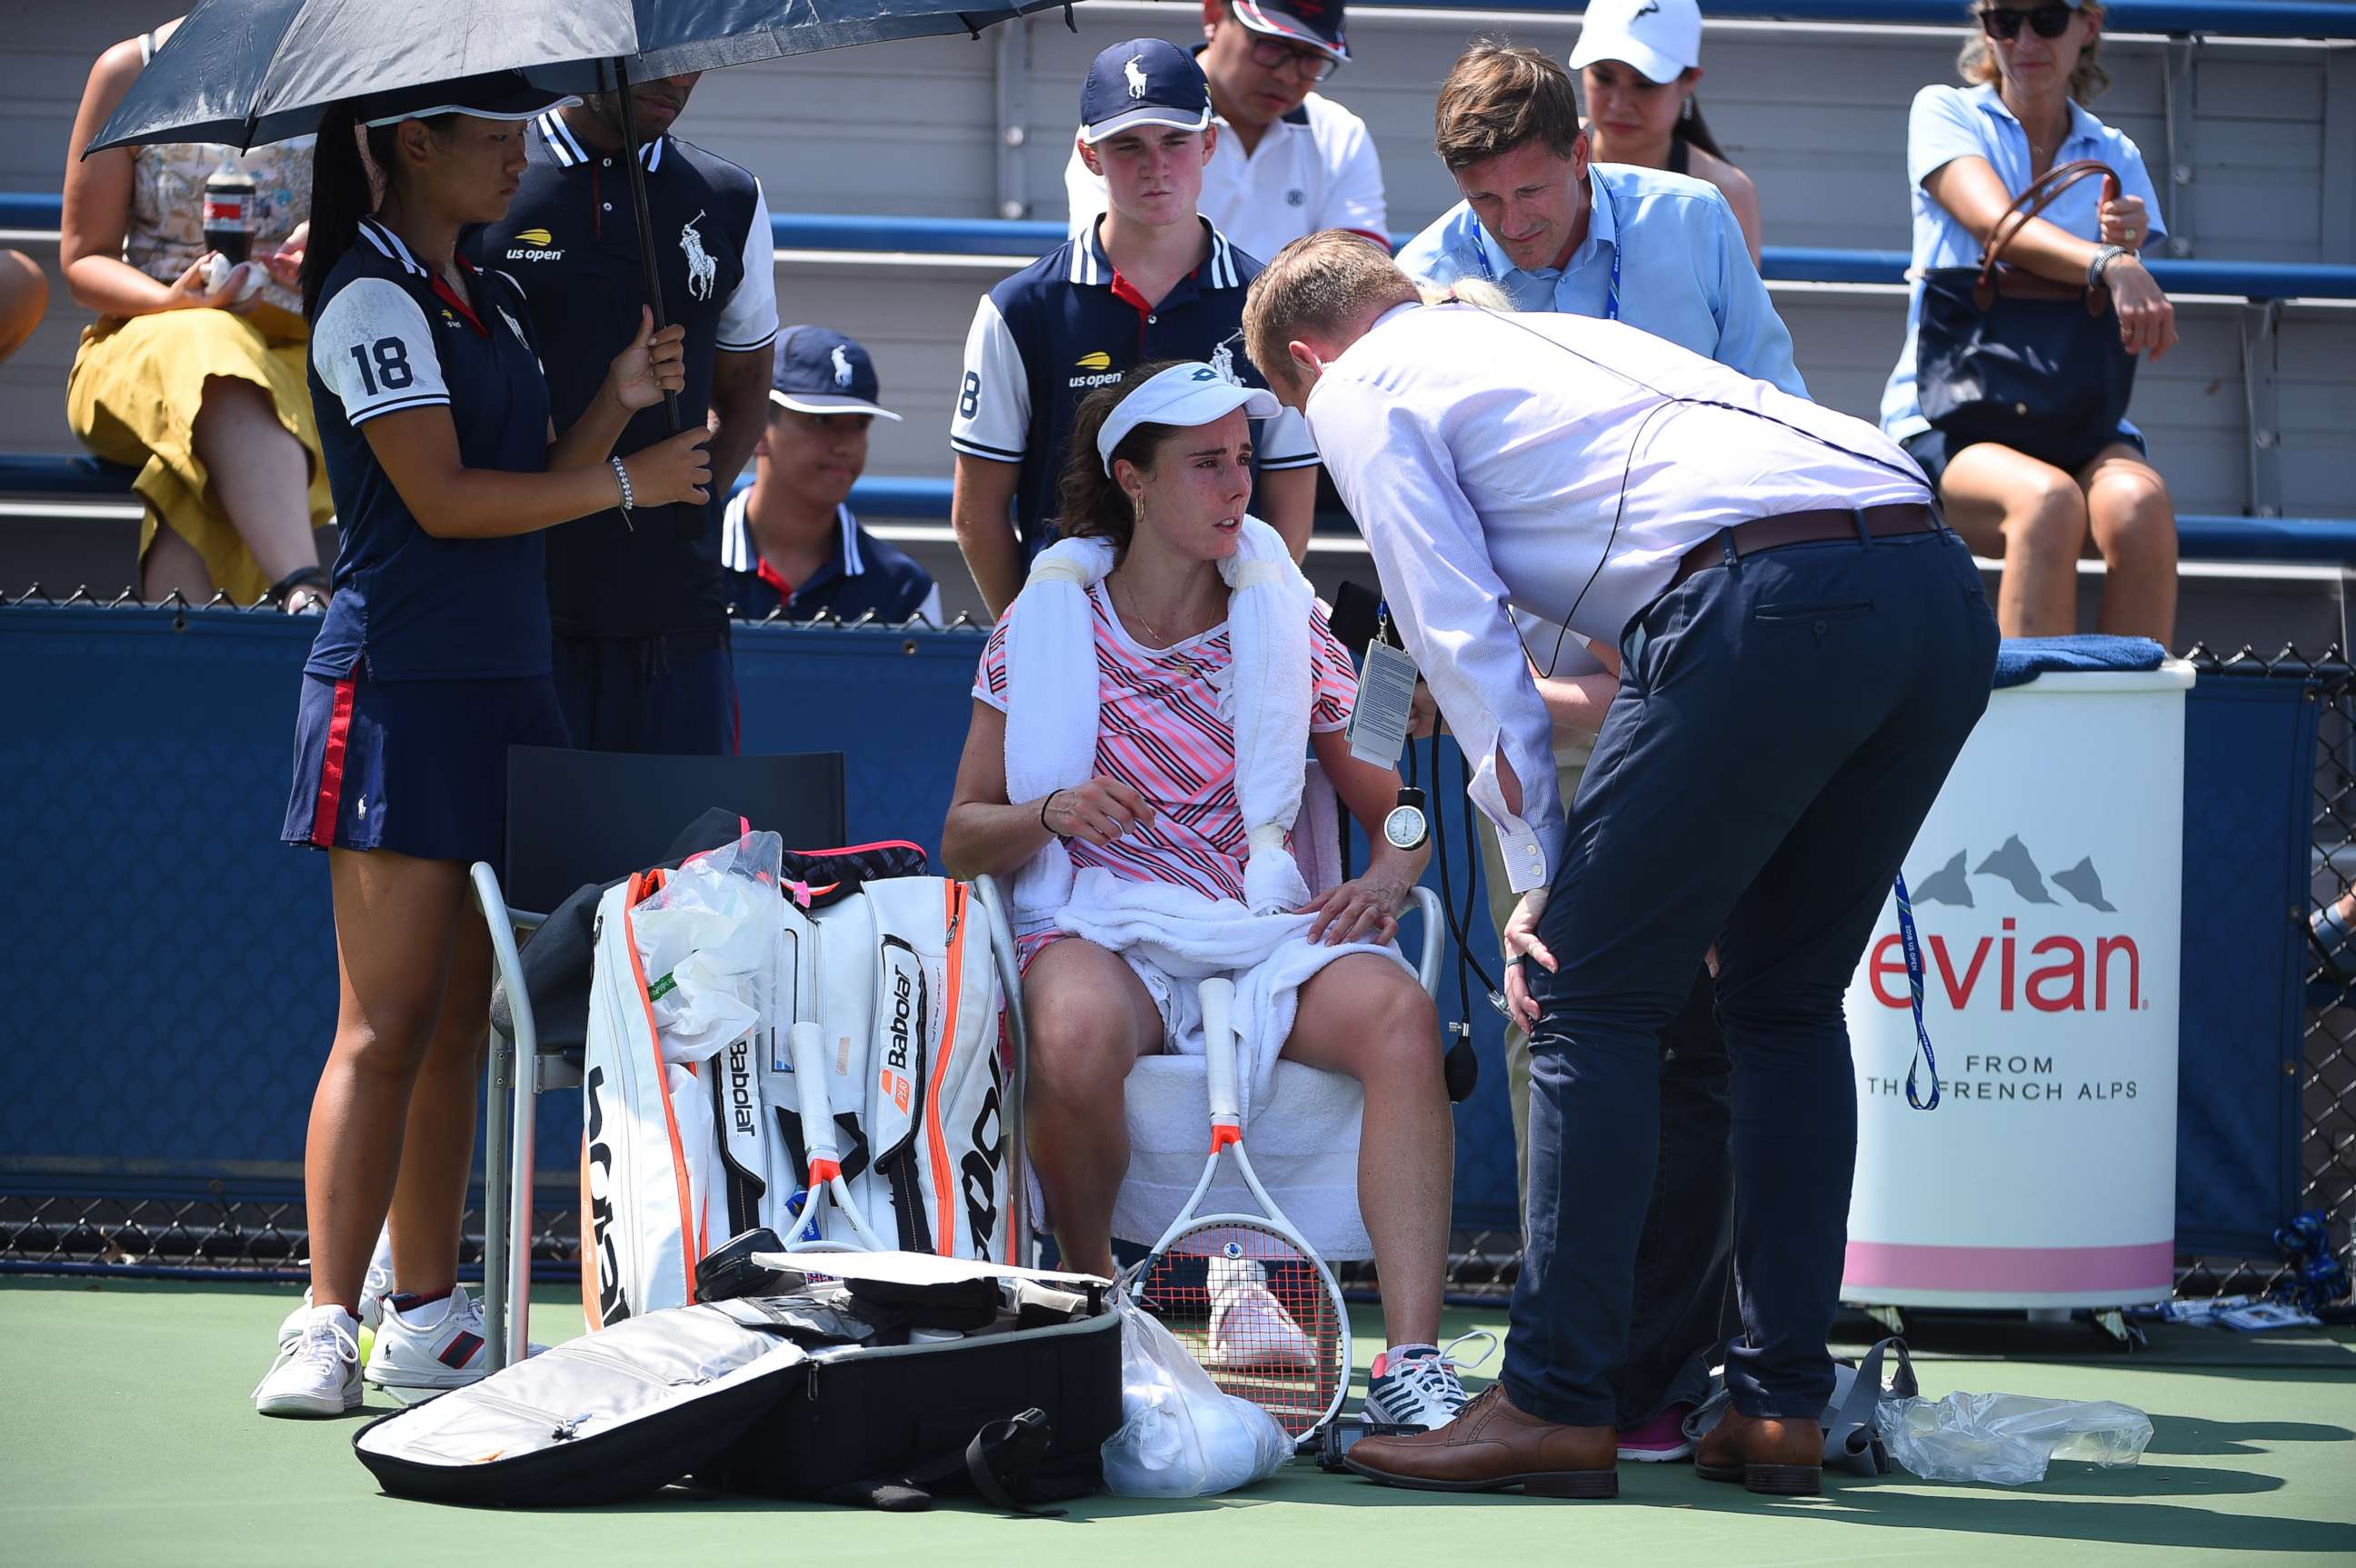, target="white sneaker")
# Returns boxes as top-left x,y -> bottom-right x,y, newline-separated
1206,1255 -> 1315,1372
1363,1332 -> 1498,1431
365,1283 -> 496,1399
277,1232 -> 394,1345
254,1305 -> 362,1417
